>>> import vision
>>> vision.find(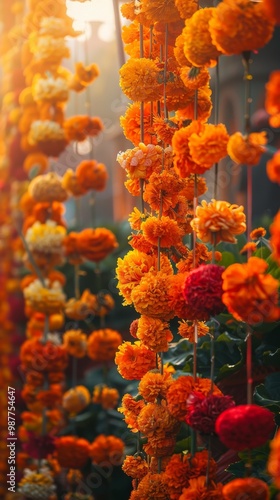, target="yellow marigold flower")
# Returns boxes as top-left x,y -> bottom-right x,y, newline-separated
117,143 -> 170,180
32,75 -> 69,103
189,123 -> 229,168
191,199 -> 246,245
29,33 -> 70,63
137,402 -> 179,438
143,170 -> 184,212
92,385 -> 119,410
180,65 -> 210,91
183,8 -> 222,68
175,0 -> 198,19
87,328 -> 122,362
118,393 -> 145,432
136,315 -> 173,352
62,168 -> 86,196
179,476 -> 223,499
209,0 -> 274,56
141,216 -> 182,248
63,329 -> 87,358
90,434 -> 124,465
115,341 -> 157,380
131,270 -> 175,320
62,385 -> 91,416
166,376 -> 221,421
122,455 -> 149,480
116,250 -> 173,305
18,468 -> 56,499
119,57 -> 162,102
138,370 -> 173,402
29,172 -> 68,203
28,120 -> 66,144
23,279 -> 66,315
120,101 -> 158,146
38,16 -> 77,38
25,220 -> 66,254
140,0 -> 181,23
178,320 -> 209,342
250,227 -> 266,240
227,131 -> 267,166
